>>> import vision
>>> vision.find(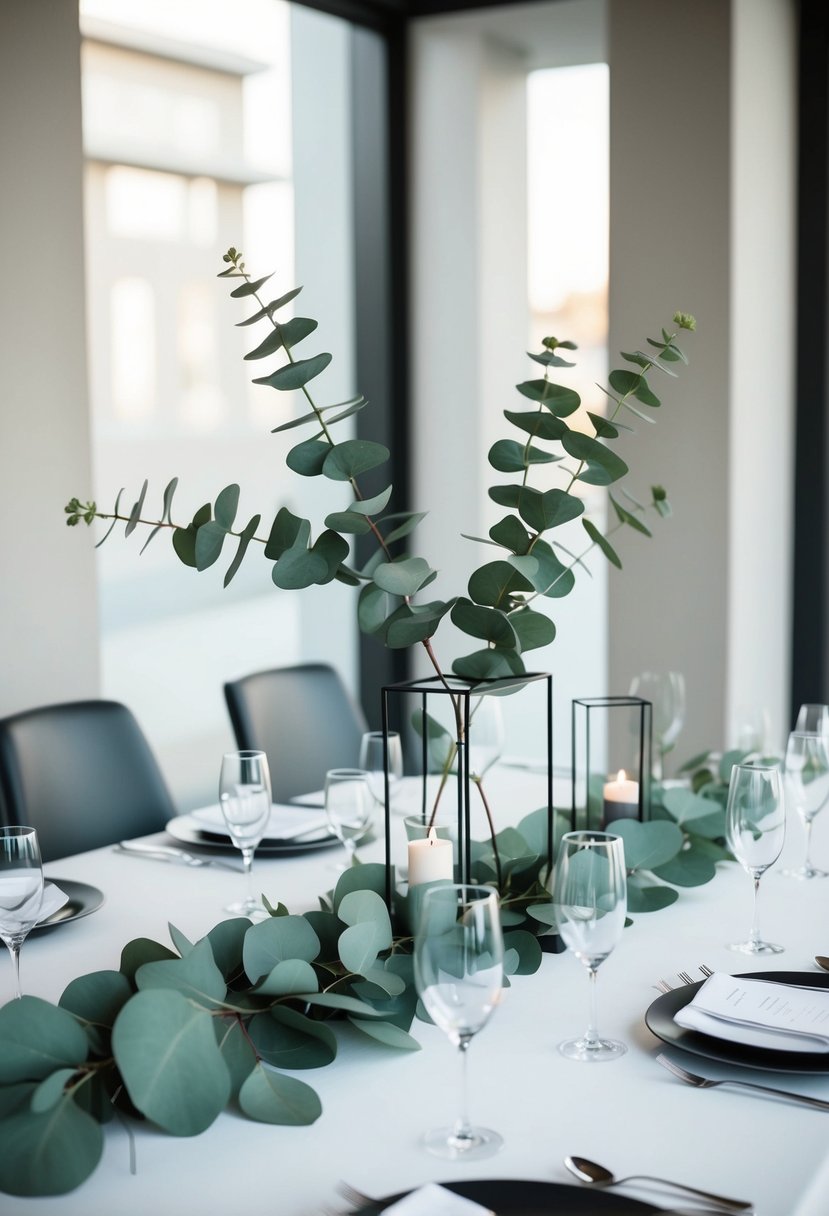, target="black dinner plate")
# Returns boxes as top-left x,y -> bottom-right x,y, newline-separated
33,879 -> 104,933
165,814 -> 342,856
645,970 -> 829,1073
350,1180 -> 657,1214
